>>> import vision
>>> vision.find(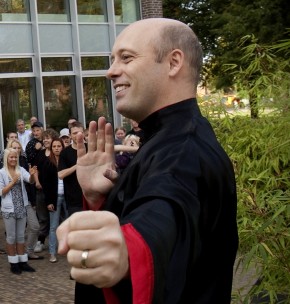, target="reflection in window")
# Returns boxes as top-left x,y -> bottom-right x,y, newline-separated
0,0 -> 30,21
81,56 -> 109,70
0,77 -> 36,138
77,0 -> 107,22
37,0 -> 70,22
114,0 -> 140,23
0,58 -> 32,73
42,57 -> 73,72
43,76 -> 77,130
82,77 -> 113,124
